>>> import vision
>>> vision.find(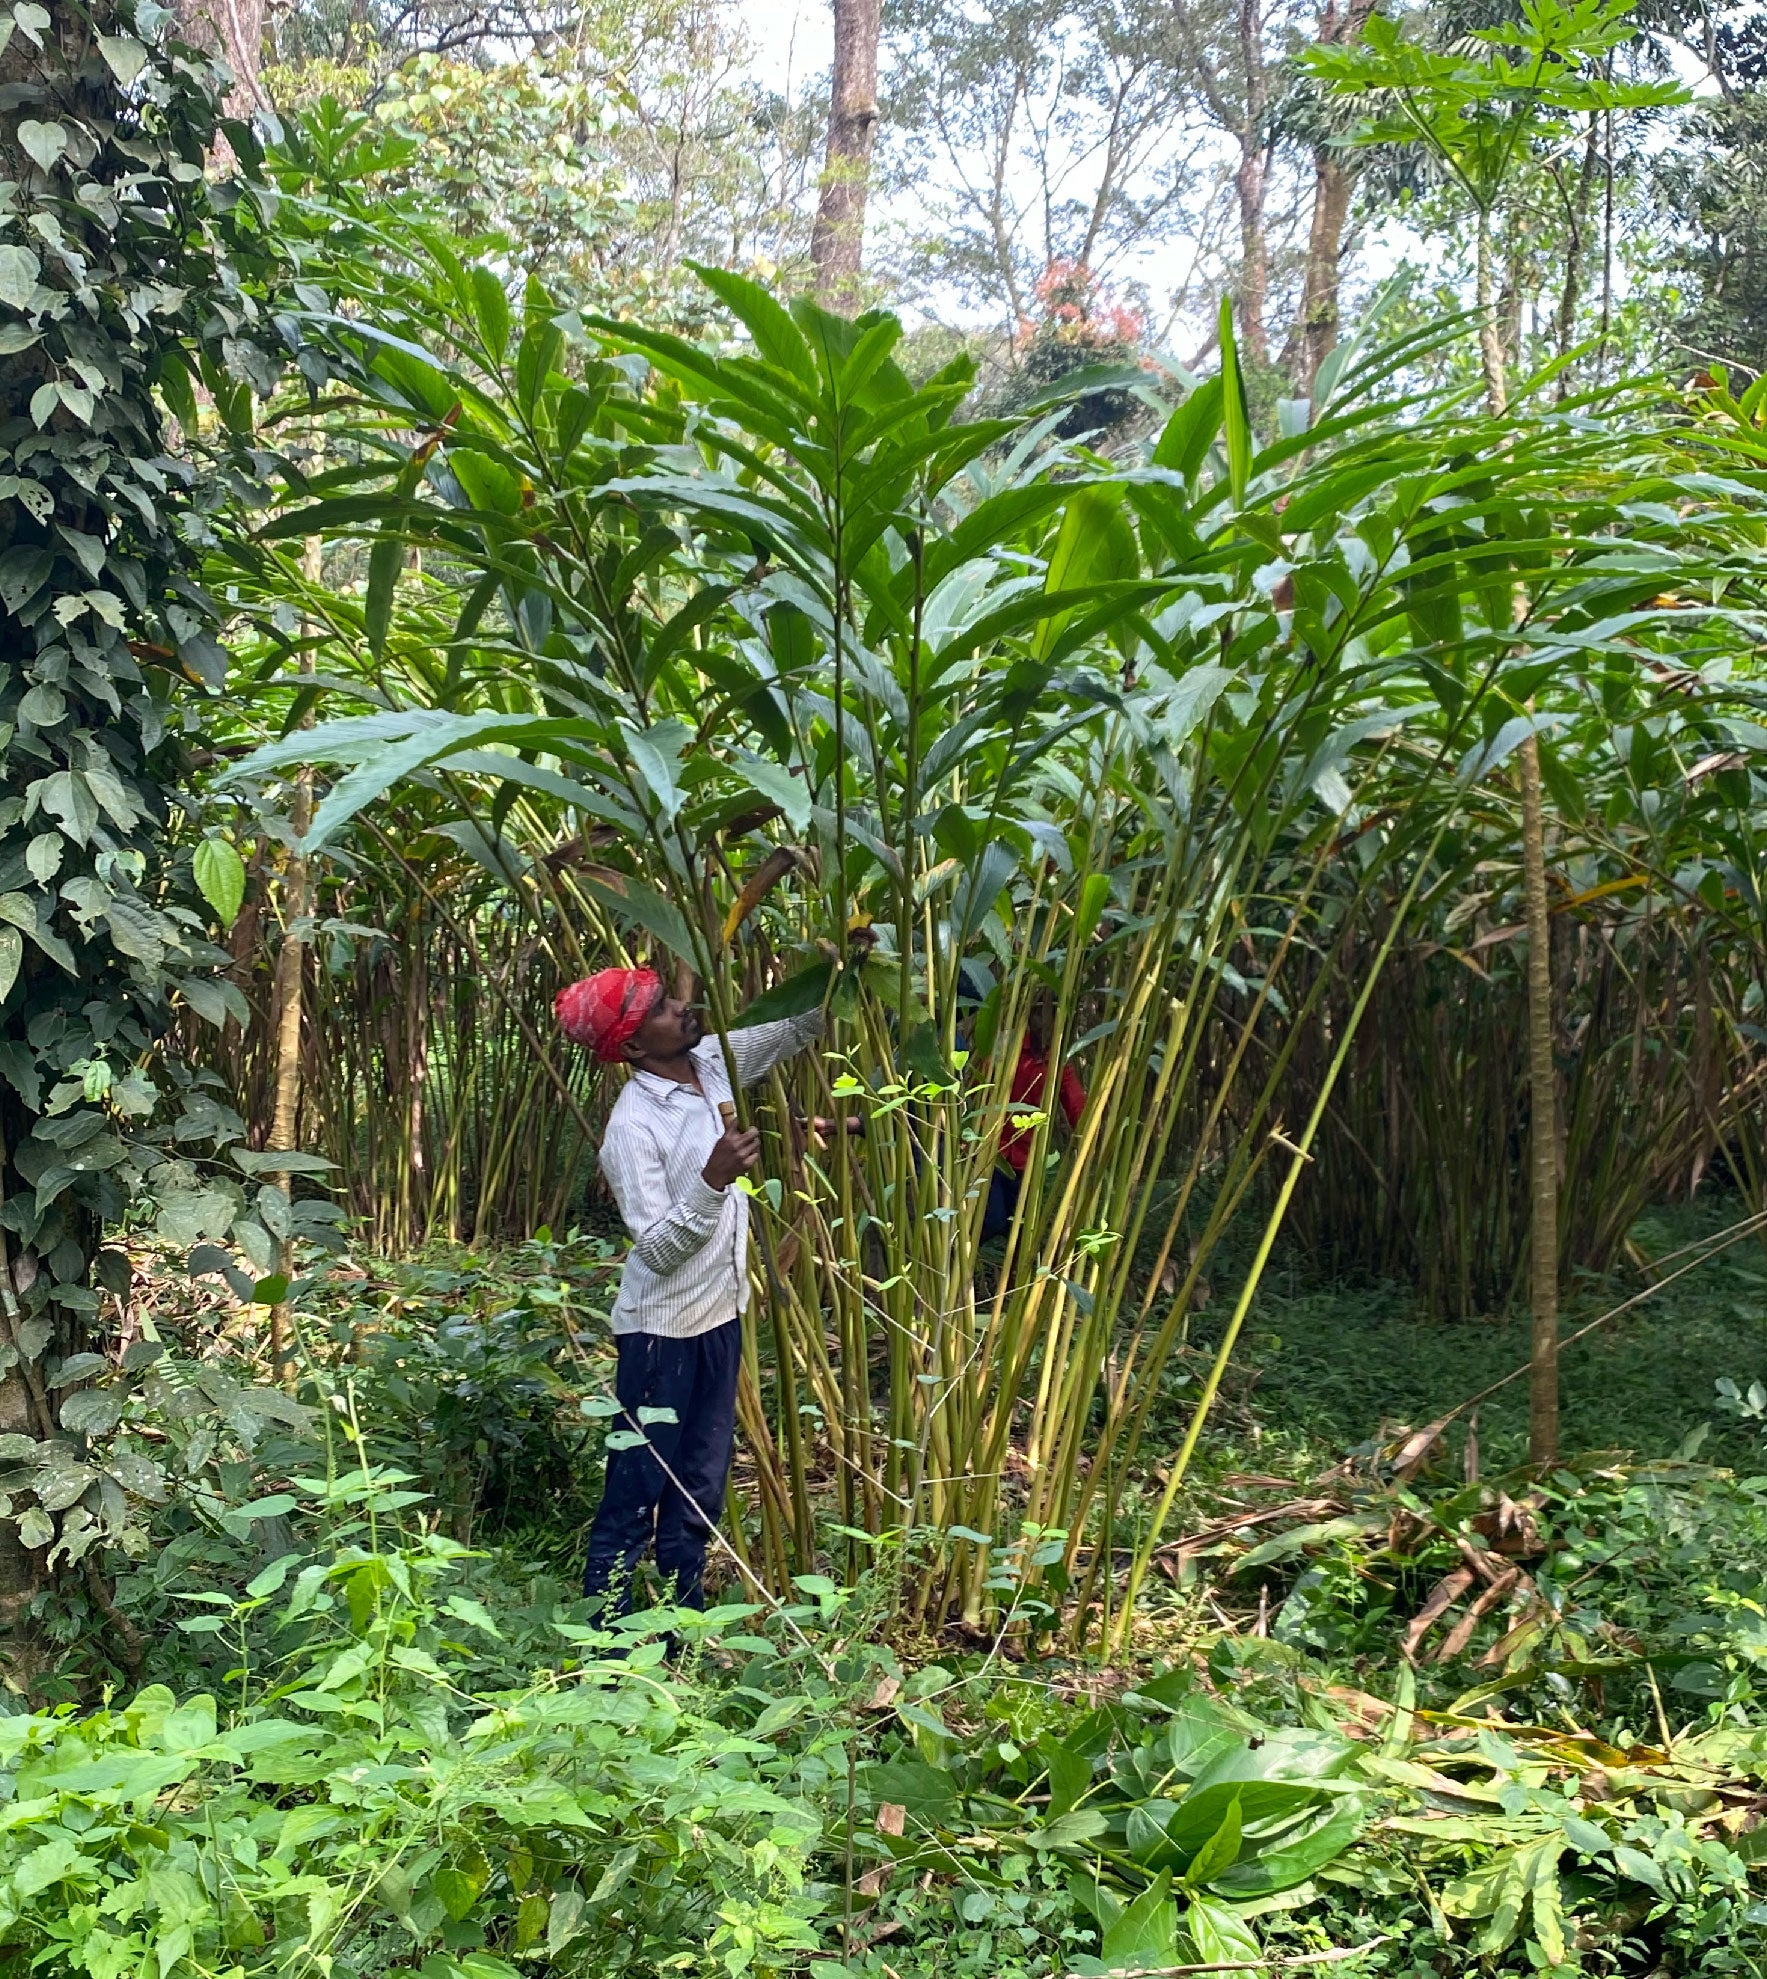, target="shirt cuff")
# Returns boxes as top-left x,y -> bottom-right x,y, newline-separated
684,1171 -> 730,1216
